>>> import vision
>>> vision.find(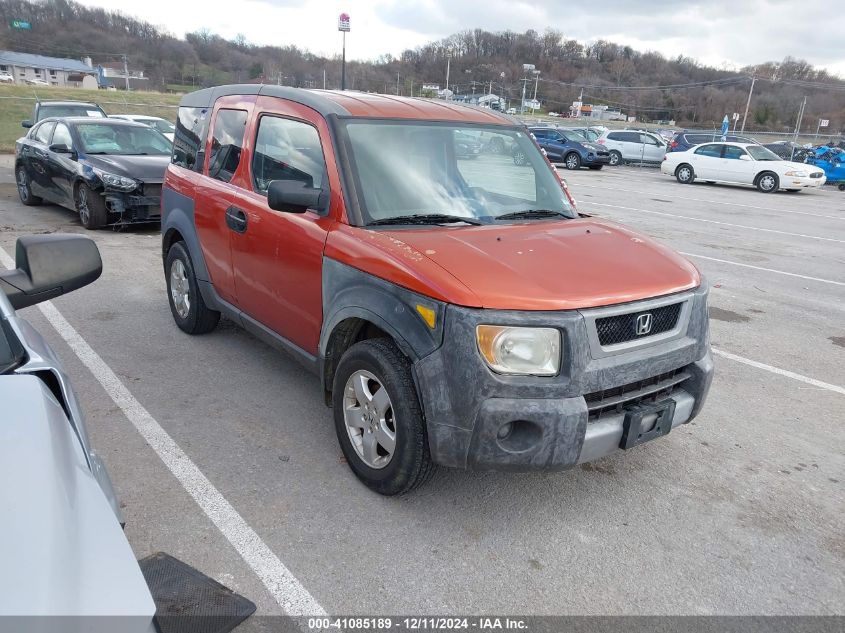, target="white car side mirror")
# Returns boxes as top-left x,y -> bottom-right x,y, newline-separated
739,155 -> 752,161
